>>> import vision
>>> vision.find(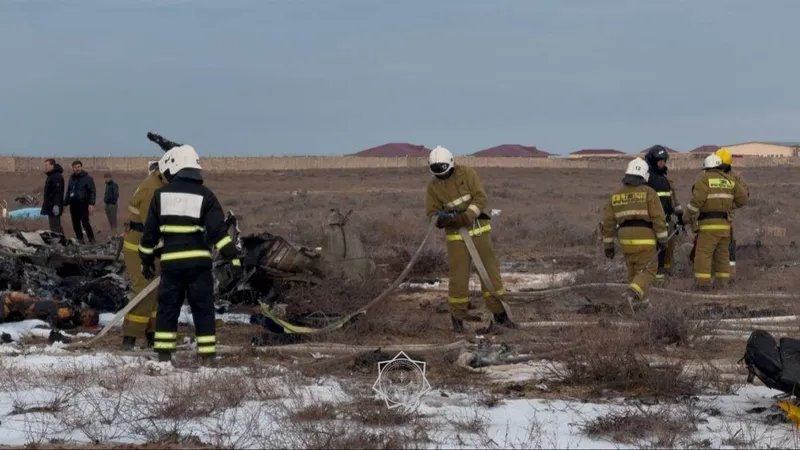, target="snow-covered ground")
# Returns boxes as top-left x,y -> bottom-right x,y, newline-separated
0,345 -> 796,448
